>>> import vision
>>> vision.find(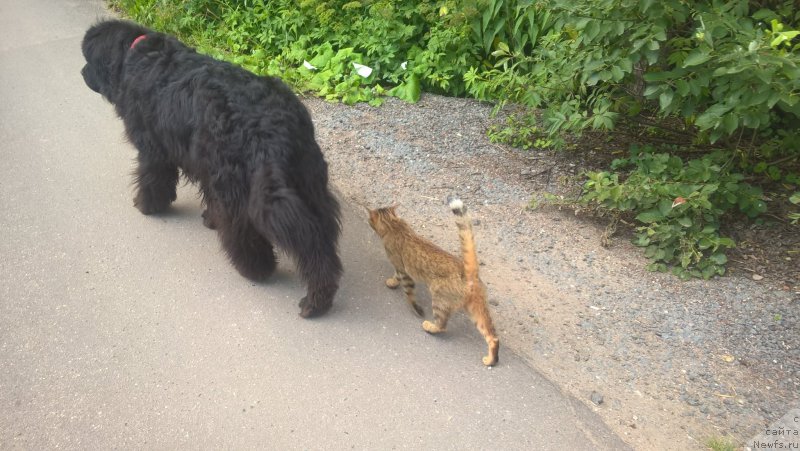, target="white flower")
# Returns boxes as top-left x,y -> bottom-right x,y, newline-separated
302,60 -> 316,70
352,62 -> 373,78
400,61 -> 408,70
